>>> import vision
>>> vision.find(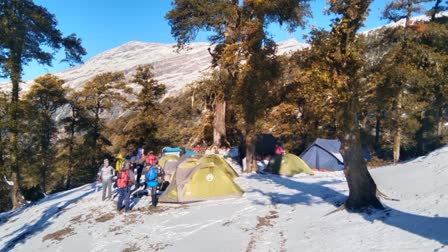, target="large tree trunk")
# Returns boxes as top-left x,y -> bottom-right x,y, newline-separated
213,97 -> 226,147
9,55 -> 25,209
342,101 -> 382,210
9,172 -> 24,209
393,91 -> 402,164
244,129 -> 257,173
